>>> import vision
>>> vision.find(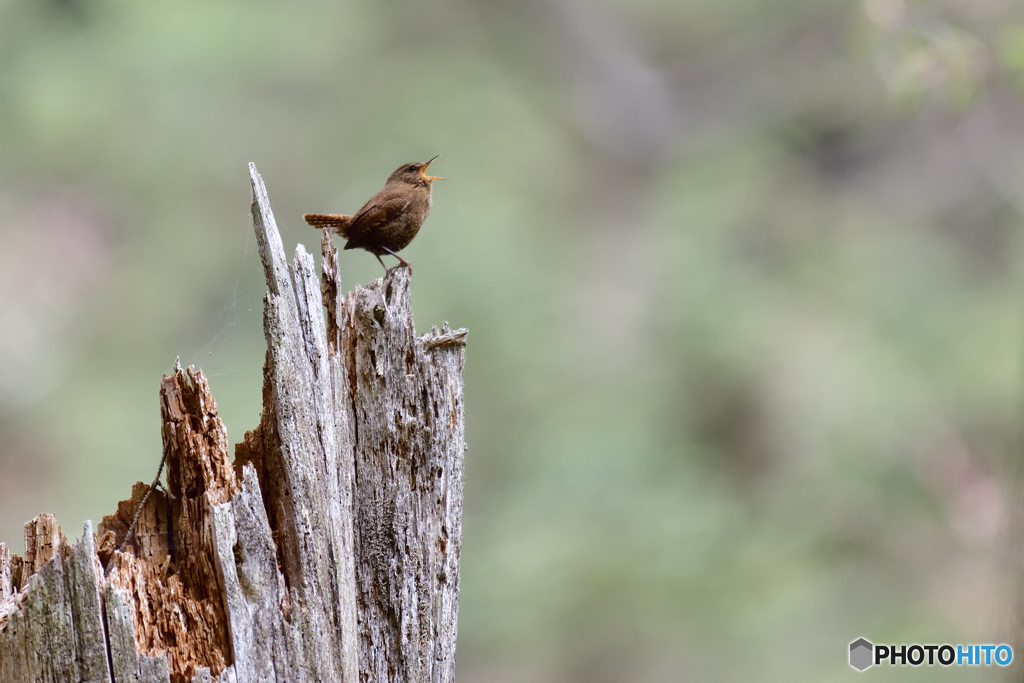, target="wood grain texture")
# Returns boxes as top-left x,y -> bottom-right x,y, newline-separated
0,163 -> 466,683
0,521 -> 134,683
242,162 -> 361,683
65,523 -> 109,683
342,272 -> 466,683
